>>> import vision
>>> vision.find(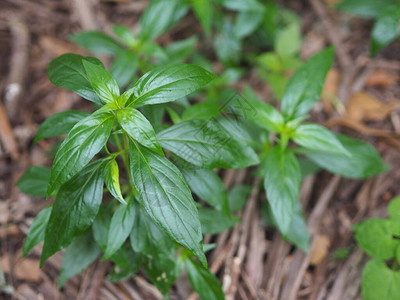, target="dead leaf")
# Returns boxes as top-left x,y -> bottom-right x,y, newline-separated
346,92 -> 400,122
322,69 -> 341,114
0,255 -> 41,282
310,235 -> 330,266
366,70 -> 399,88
